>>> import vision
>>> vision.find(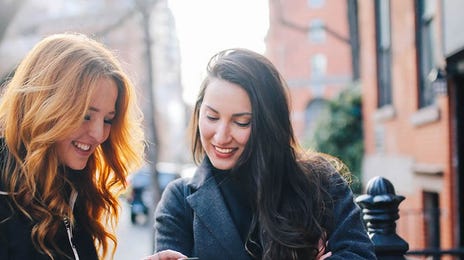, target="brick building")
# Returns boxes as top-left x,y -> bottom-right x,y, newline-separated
265,0 -> 354,143
359,0 -> 464,255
